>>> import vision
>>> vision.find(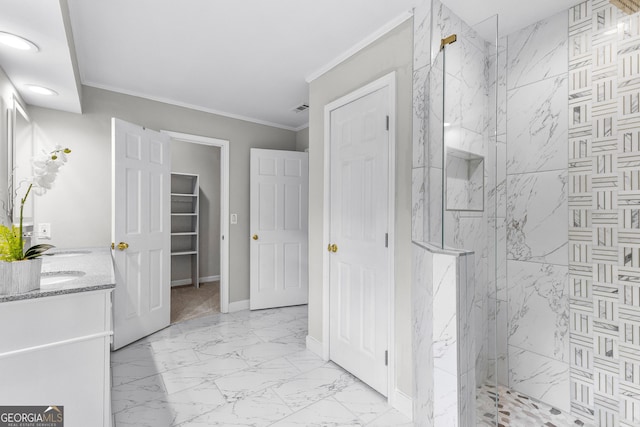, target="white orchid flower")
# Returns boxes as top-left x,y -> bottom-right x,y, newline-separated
10,146 -> 72,260
30,147 -> 71,194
